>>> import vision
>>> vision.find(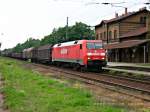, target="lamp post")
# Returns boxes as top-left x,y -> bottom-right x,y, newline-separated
65,17 -> 69,41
